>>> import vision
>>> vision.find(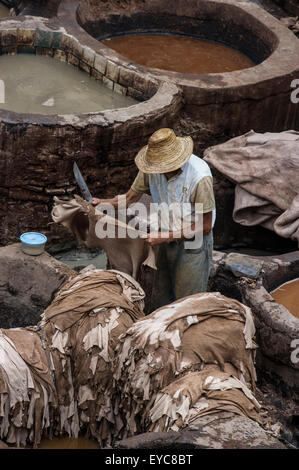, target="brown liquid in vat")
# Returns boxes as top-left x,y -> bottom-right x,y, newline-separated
102,34 -> 255,74
271,279 -> 299,319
